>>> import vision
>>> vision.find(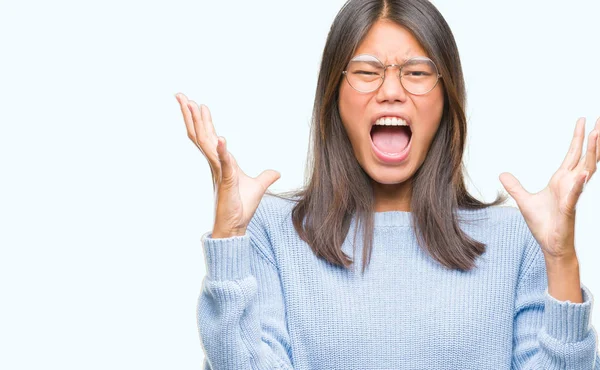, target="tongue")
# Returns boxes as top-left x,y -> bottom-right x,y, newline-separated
371,126 -> 410,153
